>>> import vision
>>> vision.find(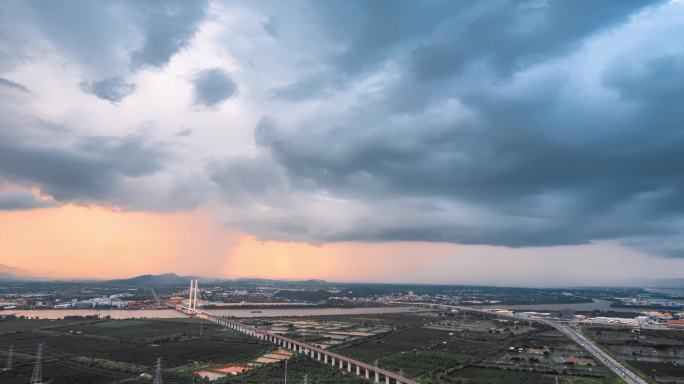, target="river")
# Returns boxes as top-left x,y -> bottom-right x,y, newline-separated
2,306 -> 418,319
